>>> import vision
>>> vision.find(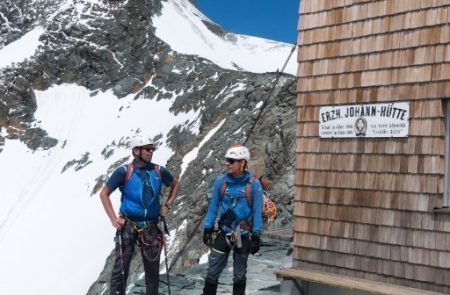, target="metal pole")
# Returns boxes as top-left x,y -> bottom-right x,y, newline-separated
118,232 -> 126,294
163,238 -> 172,295
161,216 -> 172,295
